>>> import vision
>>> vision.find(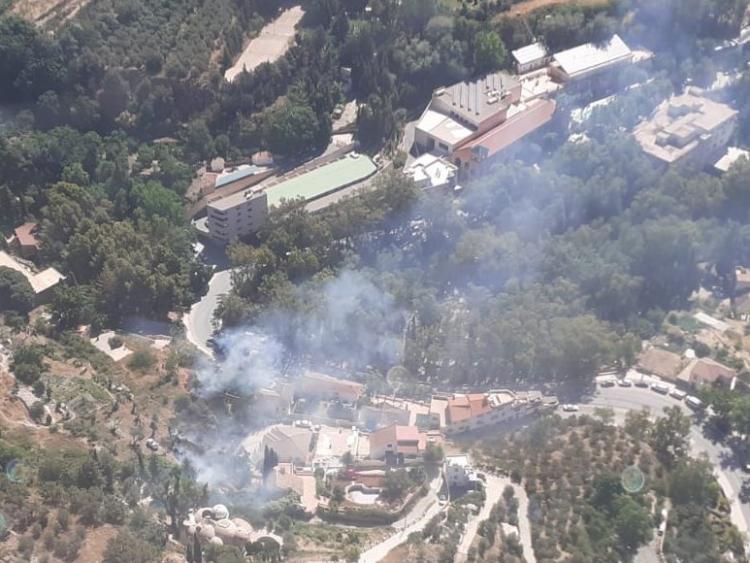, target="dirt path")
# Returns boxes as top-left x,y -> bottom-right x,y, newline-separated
457,474 -> 506,560
11,0 -> 88,26
224,6 -> 304,82
501,0 -> 608,17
